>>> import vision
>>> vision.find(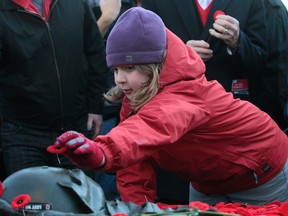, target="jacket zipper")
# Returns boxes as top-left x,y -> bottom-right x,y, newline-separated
17,3 -> 65,131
